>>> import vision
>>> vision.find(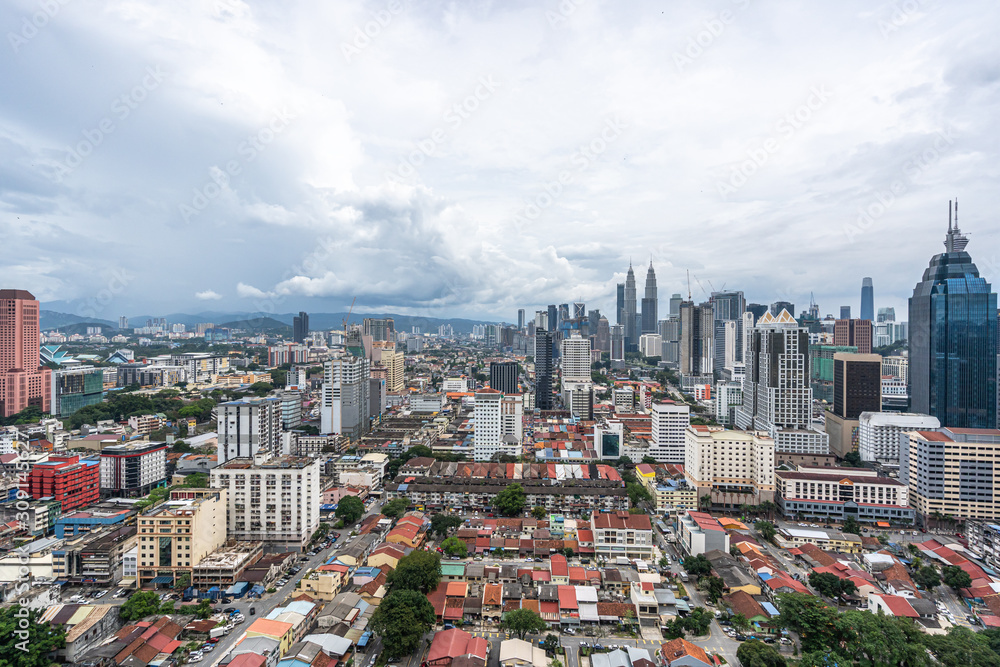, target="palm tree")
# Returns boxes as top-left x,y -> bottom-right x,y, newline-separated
700,494 -> 713,511
732,613 -> 751,634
